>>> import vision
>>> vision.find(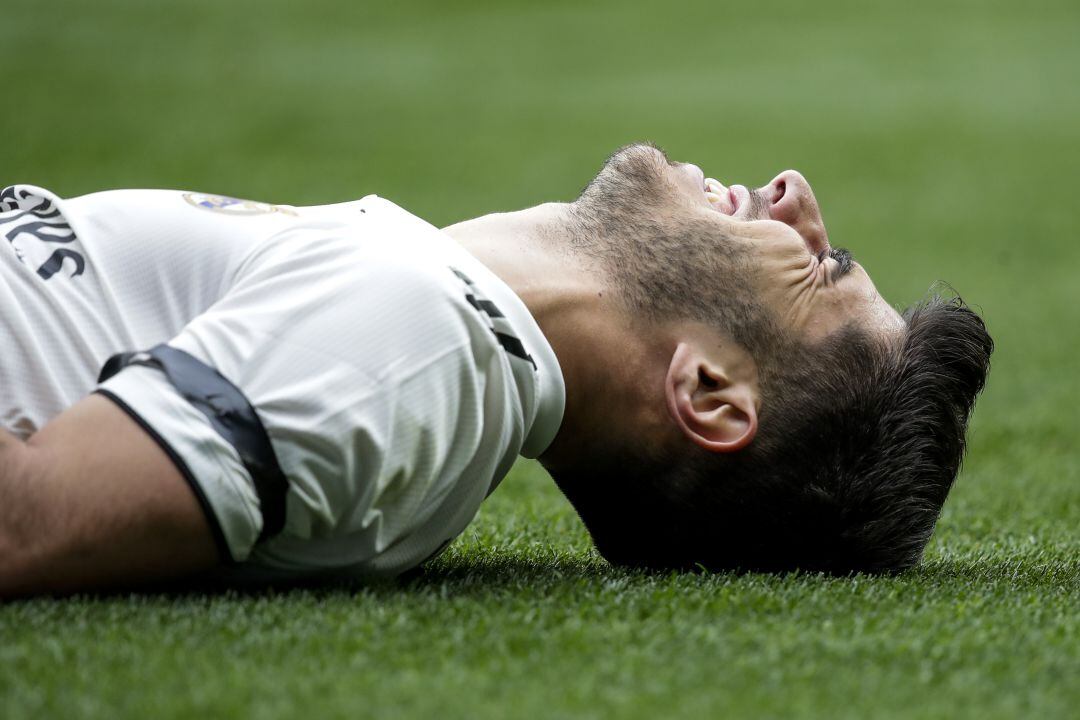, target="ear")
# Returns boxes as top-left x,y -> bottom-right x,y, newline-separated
664,341 -> 759,453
